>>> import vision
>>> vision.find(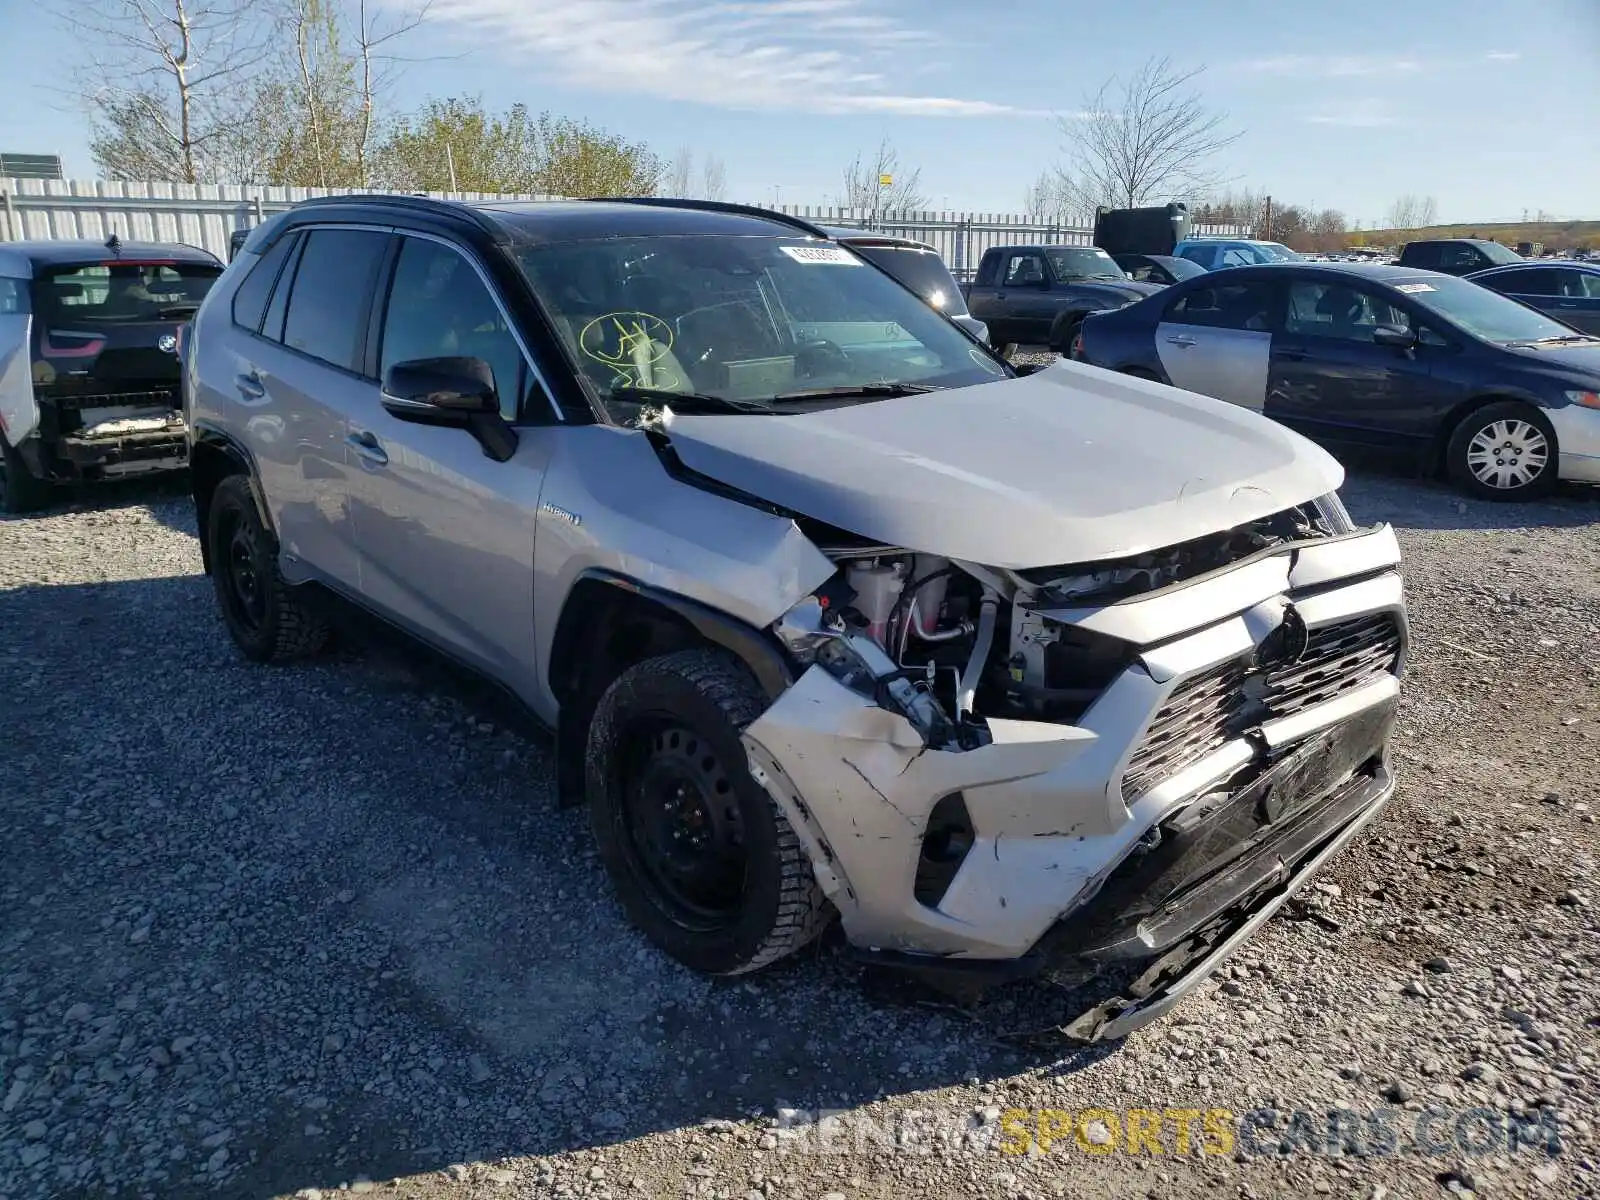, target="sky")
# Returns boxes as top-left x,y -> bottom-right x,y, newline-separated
0,0 -> 1596,226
